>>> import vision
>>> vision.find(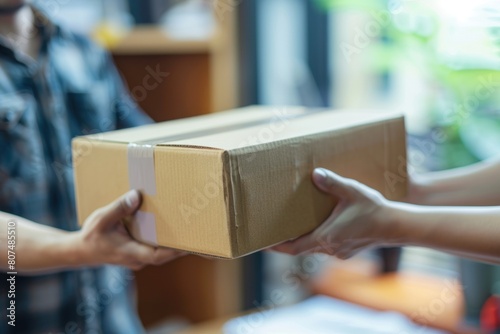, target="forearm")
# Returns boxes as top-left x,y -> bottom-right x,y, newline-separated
389,202 -> 500,264
0,212 -> 82,275
411,157 -> 500,206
